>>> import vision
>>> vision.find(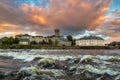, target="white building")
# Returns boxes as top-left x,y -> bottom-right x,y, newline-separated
76,36 -> 105,46
19,39 -> 30,45
30,36 -> 44,43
